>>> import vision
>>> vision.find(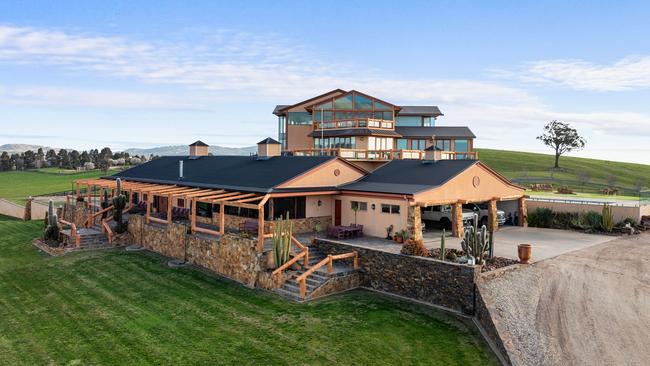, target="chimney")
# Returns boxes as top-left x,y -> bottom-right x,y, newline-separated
257,137 -> 281,159
179,160 -> 184,179
189,140 -> 209,156
423,145 -> 442,163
